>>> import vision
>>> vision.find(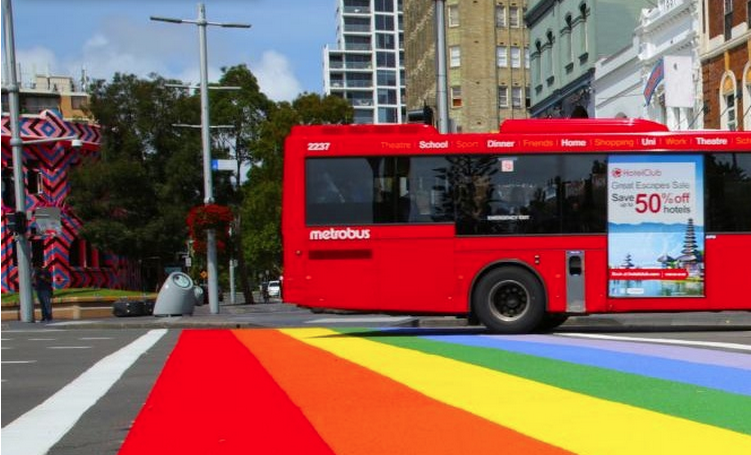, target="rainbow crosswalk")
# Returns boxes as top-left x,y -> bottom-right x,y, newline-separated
119,328 -> 751,455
